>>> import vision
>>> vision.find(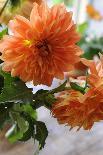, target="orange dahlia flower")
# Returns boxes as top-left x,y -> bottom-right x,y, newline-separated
86,4 -> 102,21
52,88 -> 103,130
0,2 -> 82,86
52,57 -> 103,130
